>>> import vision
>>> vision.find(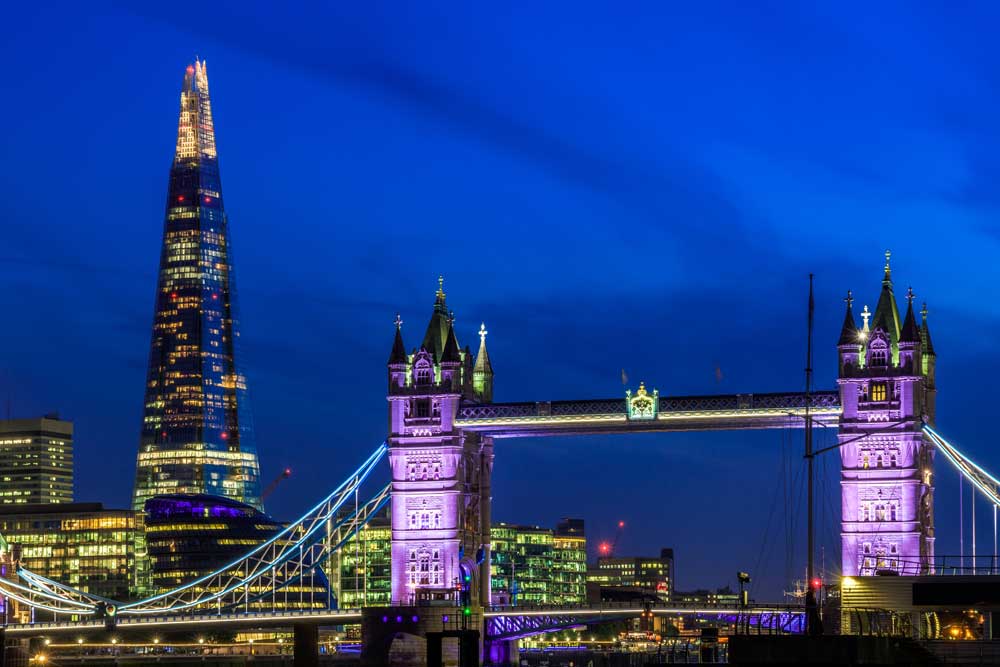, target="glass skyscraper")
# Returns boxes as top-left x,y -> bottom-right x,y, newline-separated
132,60 -> 261,511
